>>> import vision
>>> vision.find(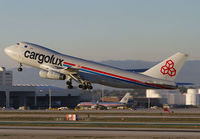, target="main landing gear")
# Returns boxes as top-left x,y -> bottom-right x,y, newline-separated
66,80 -> 93,90
66,80 -> 73,89
18,63 -> 23,72
78,82 -> 93,90
66,76 -> 93,90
